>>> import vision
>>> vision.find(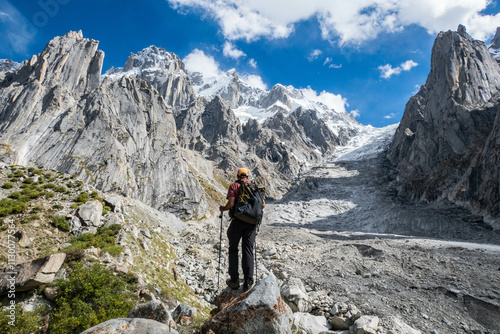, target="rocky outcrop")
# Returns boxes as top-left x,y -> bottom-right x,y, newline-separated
0,253 -> 66,293
202,275 -> 293,334
0,31 -> 207,219
388,25 -> 500,221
